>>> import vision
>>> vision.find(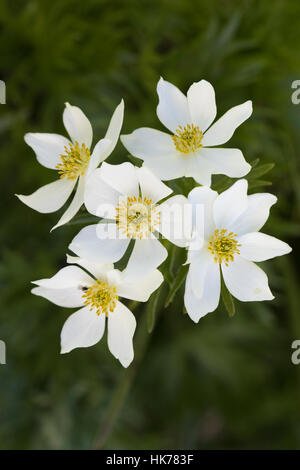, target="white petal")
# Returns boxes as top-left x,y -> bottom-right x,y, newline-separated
158,195 -> 192,247
213,179 -> 248,228
32,285 -> 85,308
51,176 -> 85,230
188,248 -> 213,298
222,257 -> 274,302
239,232 -> 292,262
61,306 -> 106,354
69,224 -> 130,264
156,77 -> 190,133
116,269 -> 163,301
184,260 -> 220,322
86,98 -> 124,173
187,80 -> 216,132
142,155 -> 187,181
63,103 -> 93,147
188,186 -> 217,240
137,166 -> 172,203
16,178 -> 75,214
31,265 -> 93,308
228,193 -> 277,235
124,238 -> 167,281
100,162 -> 139,196
202,100 -> 252,147
105,269 -> 122,288
32,265 -> 93,288
66,254 -> 114,280
84,168 -> 121,218
121,127 -> 176,159
24,133 -> 70,170
86,138 -> 111,174
201,148 -> 251,178
184,153 -> 214,186
103,99 -> 124,157
107,301 -> 136,368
